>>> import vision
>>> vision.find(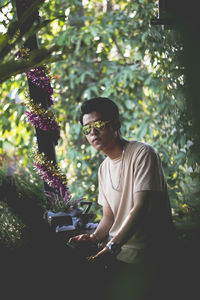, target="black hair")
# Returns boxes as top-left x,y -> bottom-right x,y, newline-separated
79,97 -> 119,125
